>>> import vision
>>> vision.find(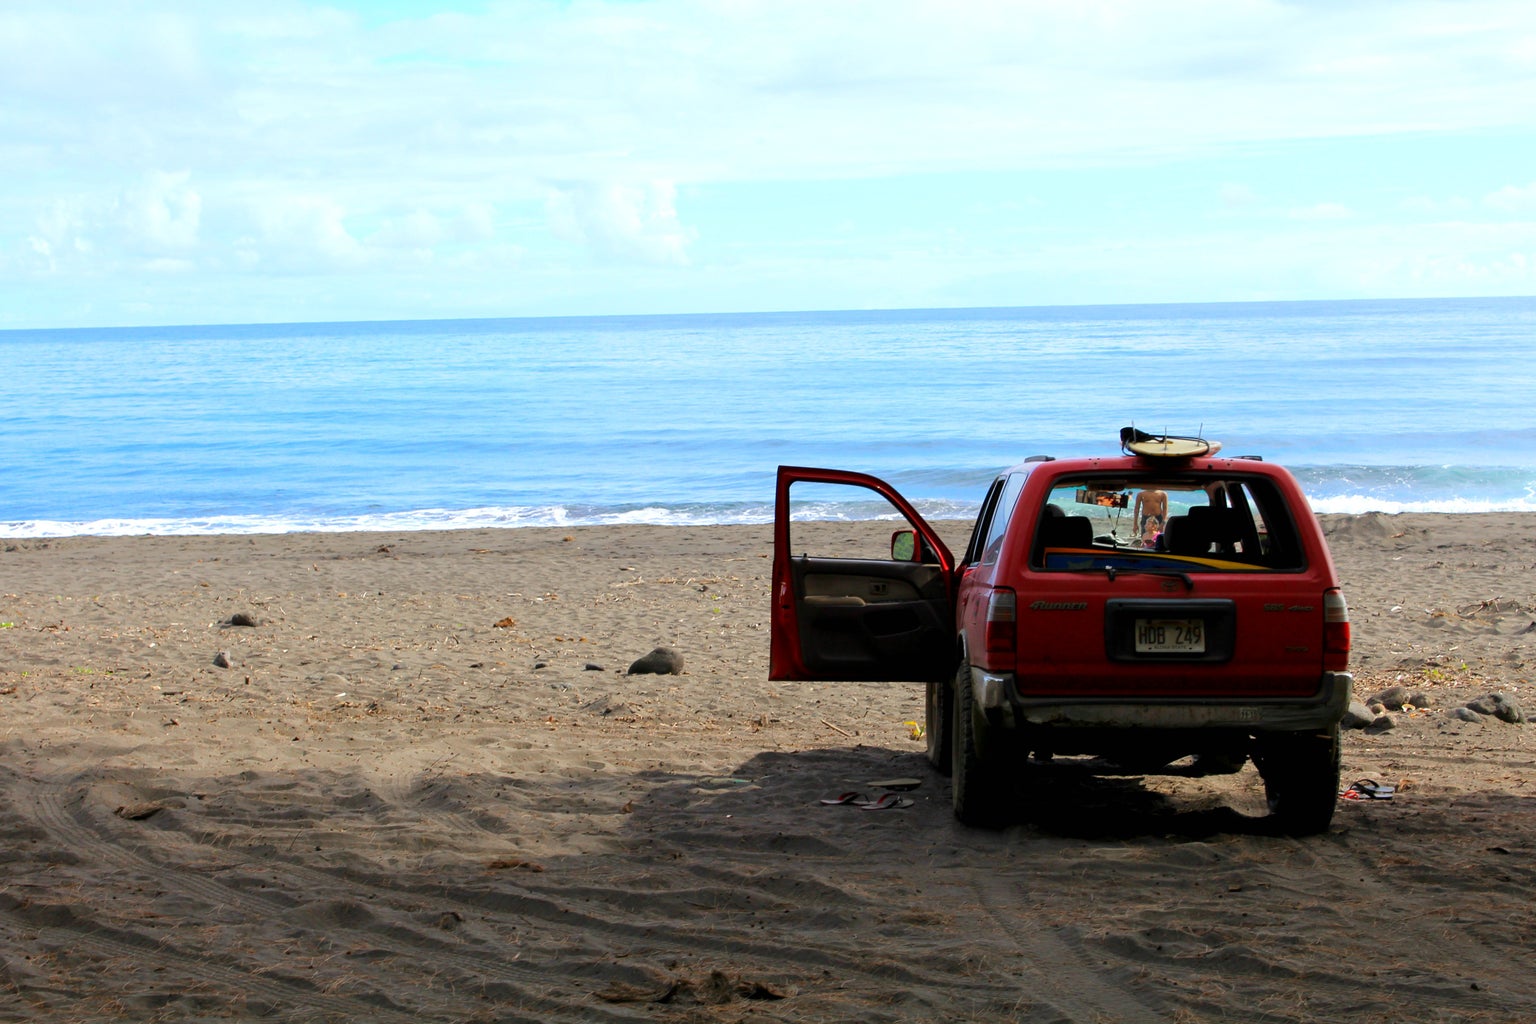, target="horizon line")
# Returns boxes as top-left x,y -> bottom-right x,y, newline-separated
3,293 -> 1534,337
